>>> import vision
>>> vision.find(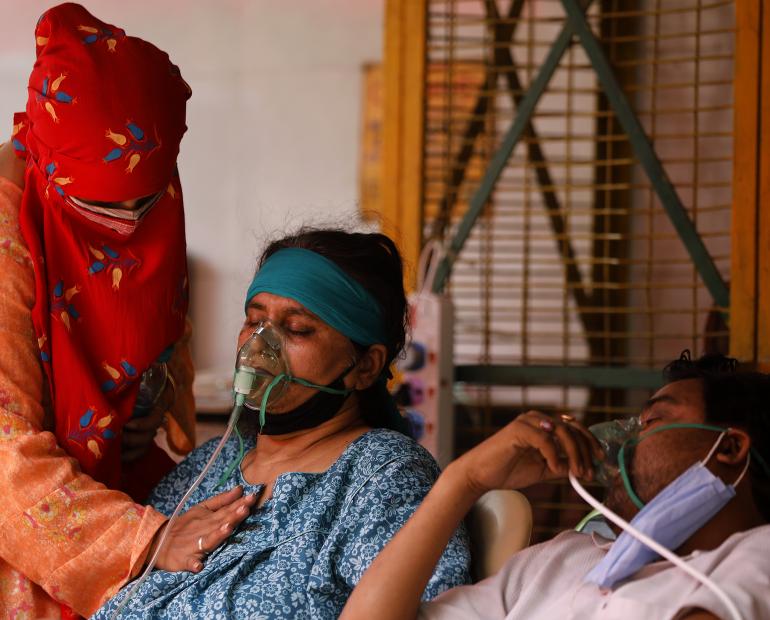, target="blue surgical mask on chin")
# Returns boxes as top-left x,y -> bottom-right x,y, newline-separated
585,423 -> 751,589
